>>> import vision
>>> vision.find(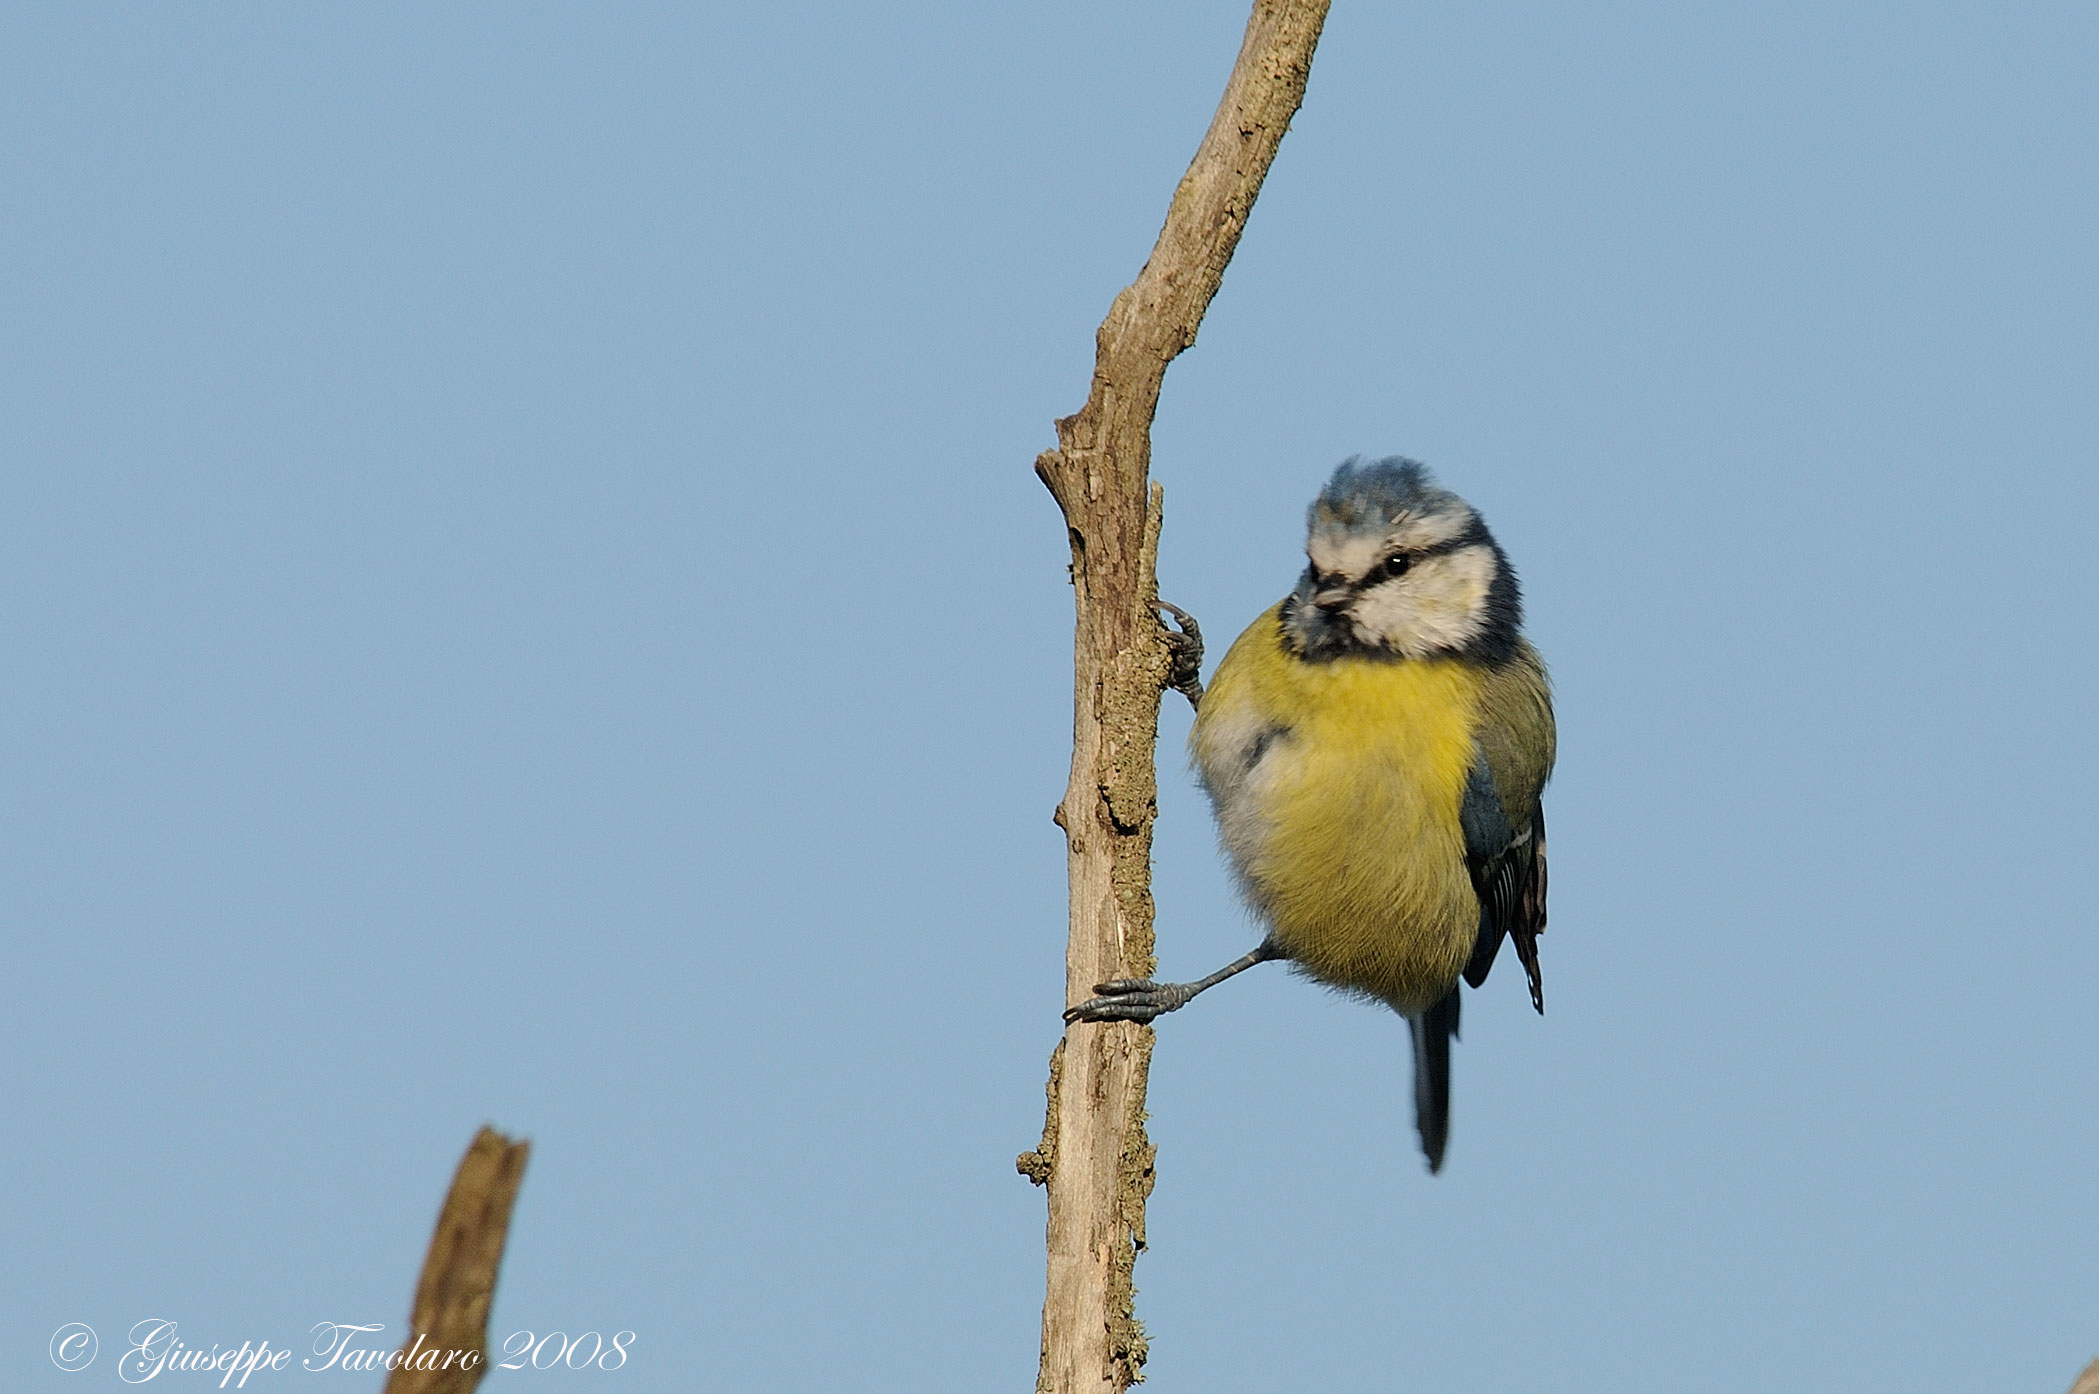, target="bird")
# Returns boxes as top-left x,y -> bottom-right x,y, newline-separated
1065,456 -> 1556,1172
